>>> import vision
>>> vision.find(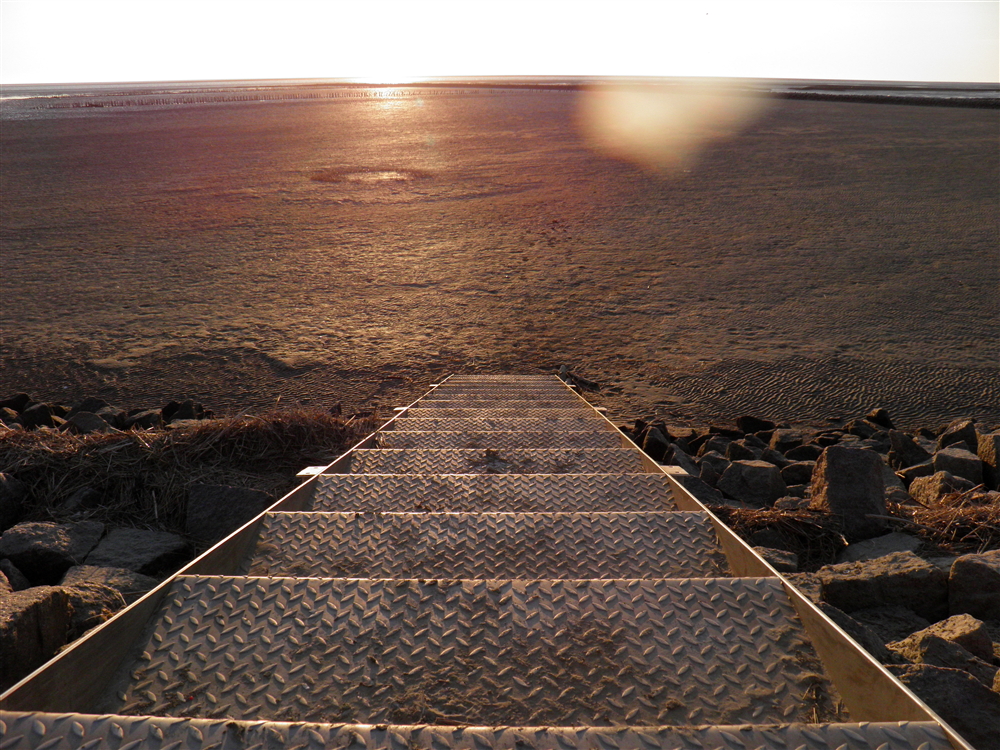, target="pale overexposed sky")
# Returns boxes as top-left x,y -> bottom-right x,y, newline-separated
1,0 -> 997,85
